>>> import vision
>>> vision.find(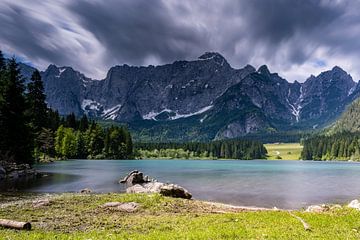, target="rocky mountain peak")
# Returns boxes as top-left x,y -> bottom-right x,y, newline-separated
257,65 -> 271,76
198,52 -> 228,66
